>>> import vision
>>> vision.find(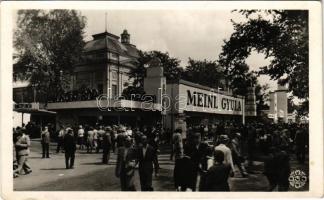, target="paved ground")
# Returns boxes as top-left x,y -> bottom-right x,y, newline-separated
14,140 -> 308,191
